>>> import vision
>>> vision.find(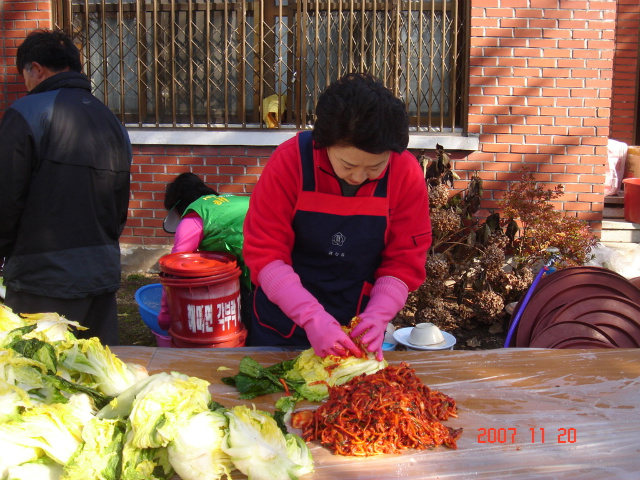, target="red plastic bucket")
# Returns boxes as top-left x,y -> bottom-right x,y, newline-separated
170,328 -> 247,348
622,178 -> 640,223
159,252 -> 244,346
